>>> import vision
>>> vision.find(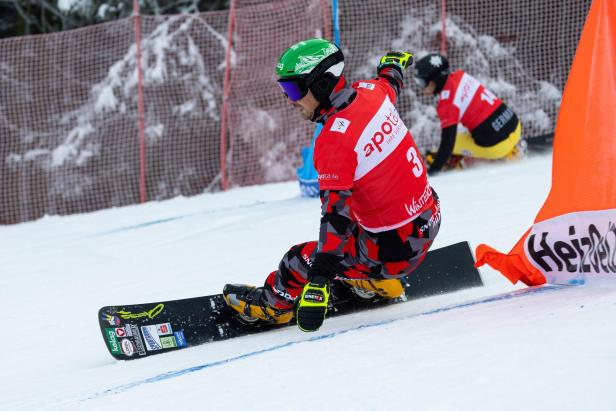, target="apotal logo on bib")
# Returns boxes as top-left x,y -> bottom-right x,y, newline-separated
363,109 -> 401,157
354,97 -> 408,181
